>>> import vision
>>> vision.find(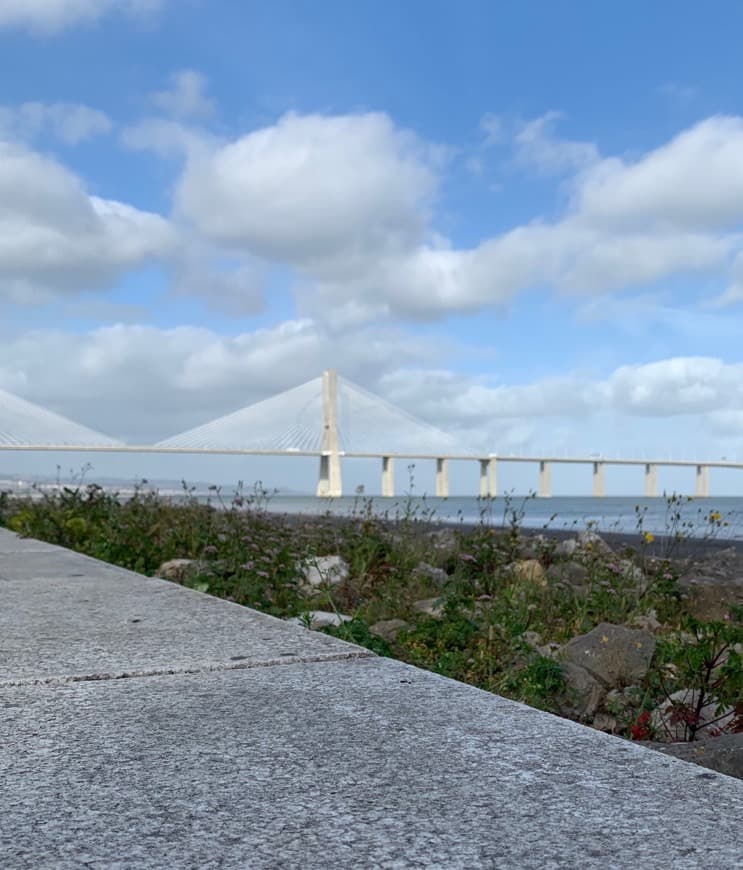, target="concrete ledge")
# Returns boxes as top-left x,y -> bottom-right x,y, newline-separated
2,528 -> 743,868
